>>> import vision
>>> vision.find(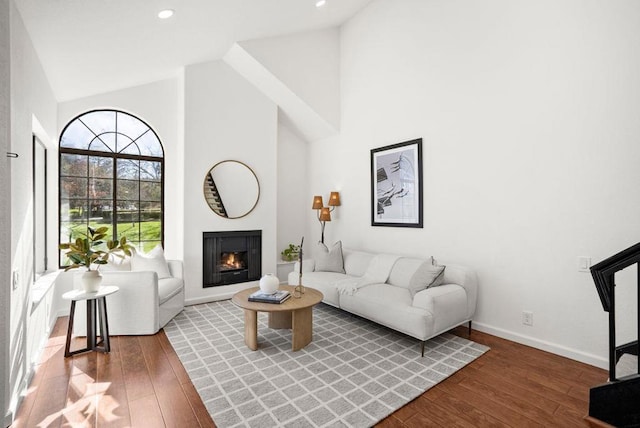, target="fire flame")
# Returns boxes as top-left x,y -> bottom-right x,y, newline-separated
224,253 -> 242,269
